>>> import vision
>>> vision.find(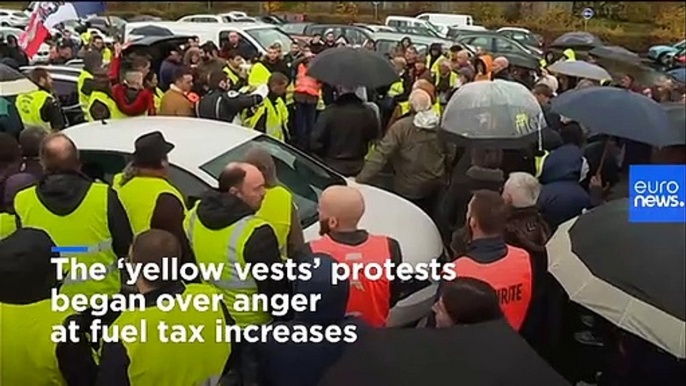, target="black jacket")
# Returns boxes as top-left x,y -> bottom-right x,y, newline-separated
196,88 -> 262,123
195,189 -> 288,307
310,94 -> 380,177
16,171 -> 132,258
